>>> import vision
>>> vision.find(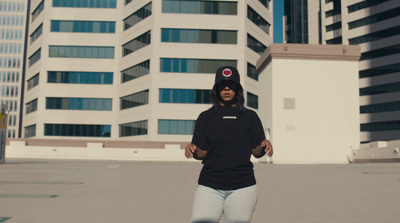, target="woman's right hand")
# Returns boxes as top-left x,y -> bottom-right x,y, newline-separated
185,143 -> 197,159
